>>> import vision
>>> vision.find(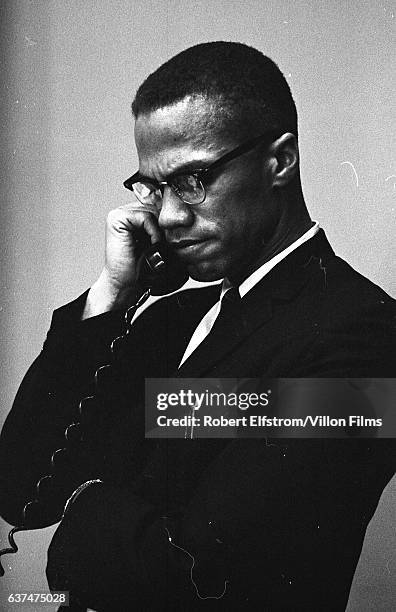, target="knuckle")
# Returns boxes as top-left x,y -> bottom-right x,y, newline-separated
106,208 -> 119,223
105,203 -> 158,236
107,205 -> 138,223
